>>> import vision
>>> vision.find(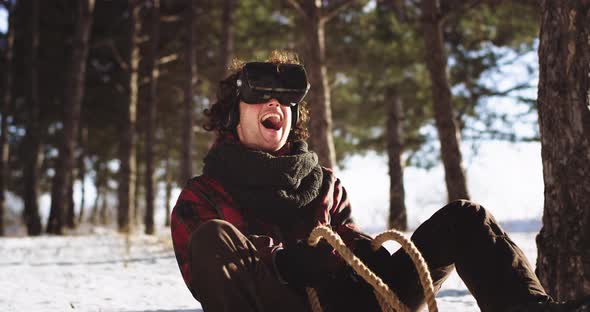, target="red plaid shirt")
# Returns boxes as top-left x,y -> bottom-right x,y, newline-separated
170,167 -> 363,299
